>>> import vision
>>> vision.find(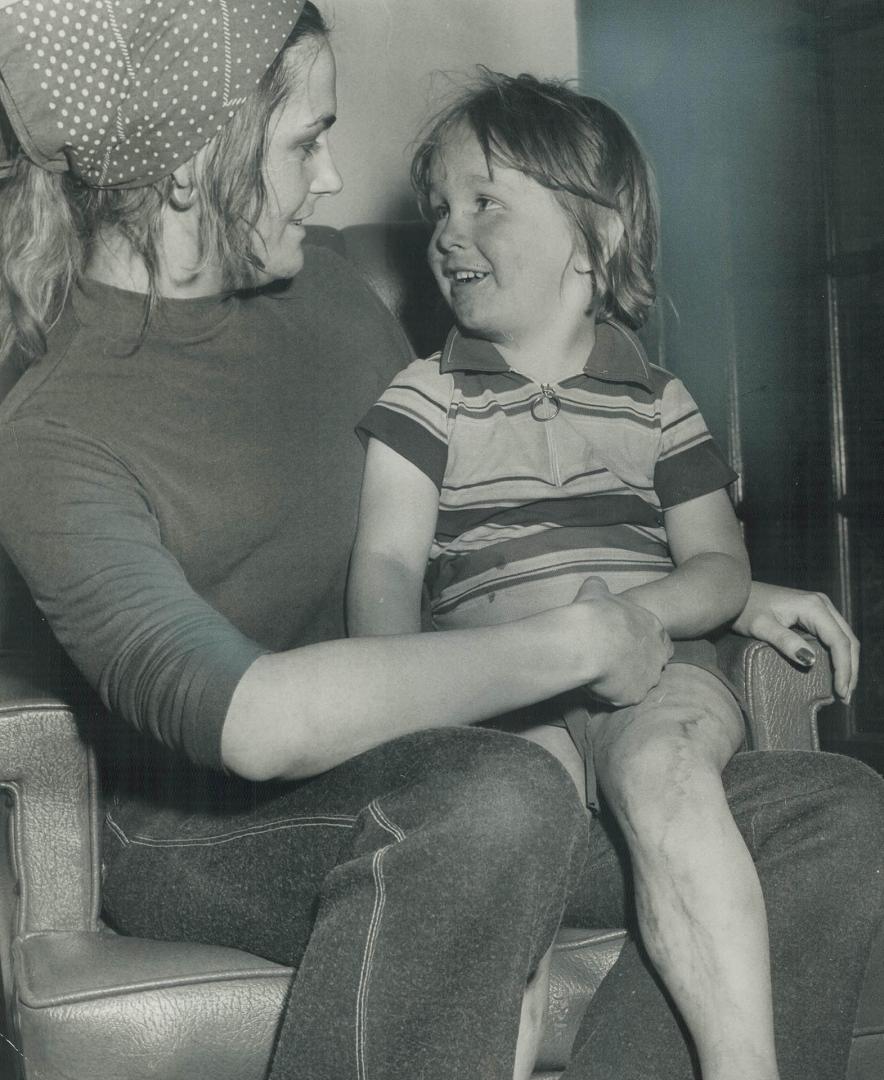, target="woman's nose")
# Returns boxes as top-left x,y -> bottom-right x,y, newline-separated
312,144 -> 343,197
